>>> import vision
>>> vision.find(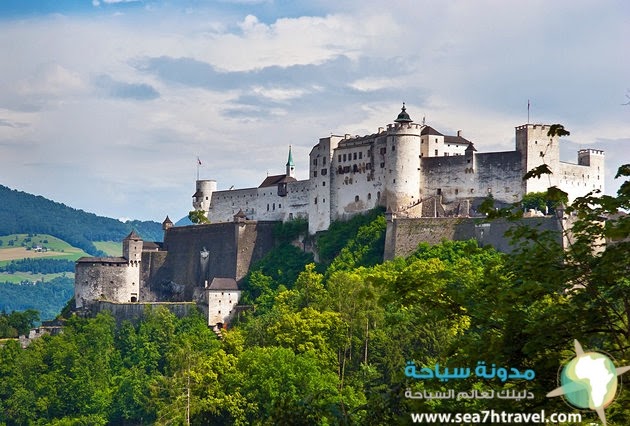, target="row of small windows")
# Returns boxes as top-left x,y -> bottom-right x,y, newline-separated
337,163 -> 373,174
266,203 -> 282,211
338,151 -> 365,162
